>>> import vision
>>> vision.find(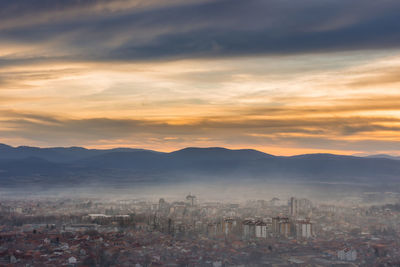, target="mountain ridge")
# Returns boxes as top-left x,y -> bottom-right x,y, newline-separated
0,143 -> 372,161
0,144 -> 399,188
